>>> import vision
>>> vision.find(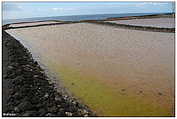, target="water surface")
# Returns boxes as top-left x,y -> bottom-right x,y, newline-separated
7,23 -> 175,116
